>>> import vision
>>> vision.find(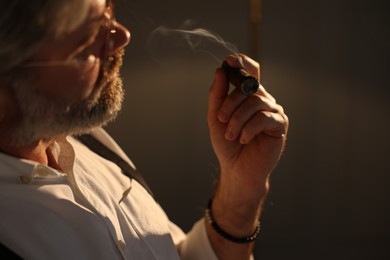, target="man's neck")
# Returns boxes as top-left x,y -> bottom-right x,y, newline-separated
0,139 -> 53,166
